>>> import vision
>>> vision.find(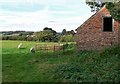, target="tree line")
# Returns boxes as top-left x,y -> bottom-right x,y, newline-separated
1,27 -> 76,42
